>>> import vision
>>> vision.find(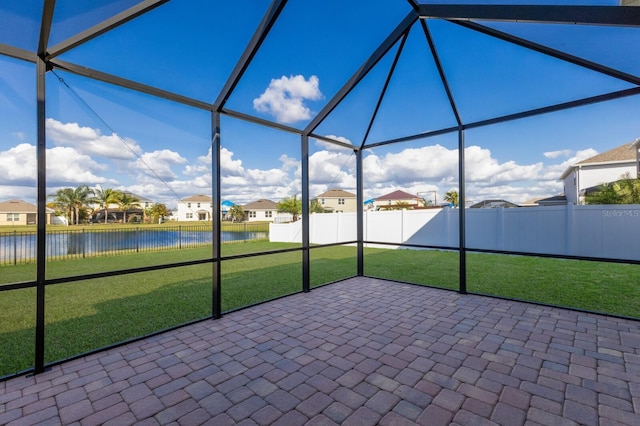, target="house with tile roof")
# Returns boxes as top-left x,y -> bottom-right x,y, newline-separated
176,194 -> 213,221
242,199 -> 279,222
373,190 -> 423,210
89,191 -> 154,223
315,189 -> 357,213
561,138 -> 640,204
0,199 -> 59,226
